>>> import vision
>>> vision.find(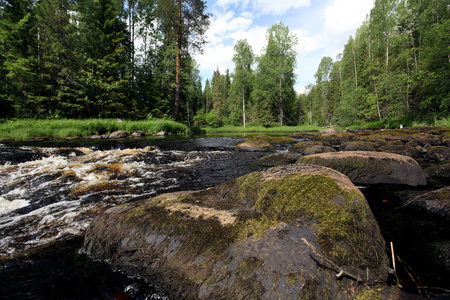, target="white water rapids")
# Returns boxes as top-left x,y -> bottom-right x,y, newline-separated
0,145 -> 213,258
